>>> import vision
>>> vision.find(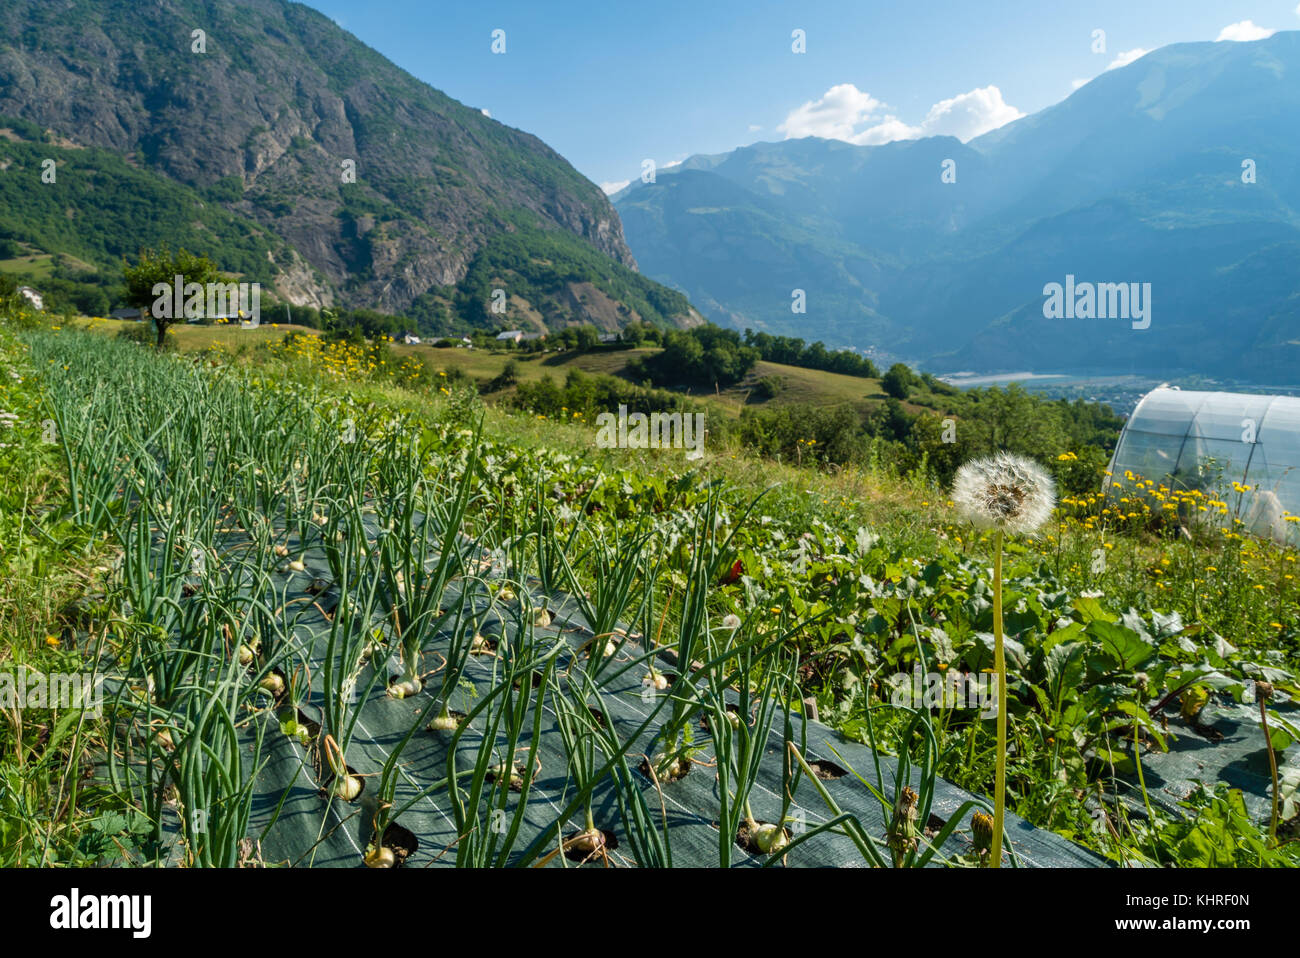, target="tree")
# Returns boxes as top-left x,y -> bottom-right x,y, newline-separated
881,363 -> 917,400
123,246 -> 220,347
